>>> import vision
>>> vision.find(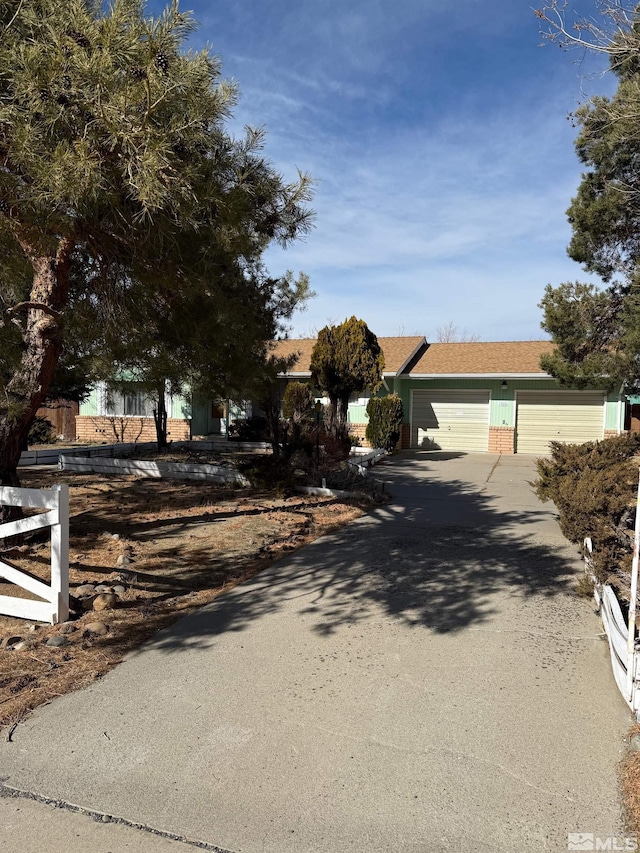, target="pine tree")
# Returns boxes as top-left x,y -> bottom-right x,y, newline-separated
0,0 -> 313,482
536,3 -> 640,390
